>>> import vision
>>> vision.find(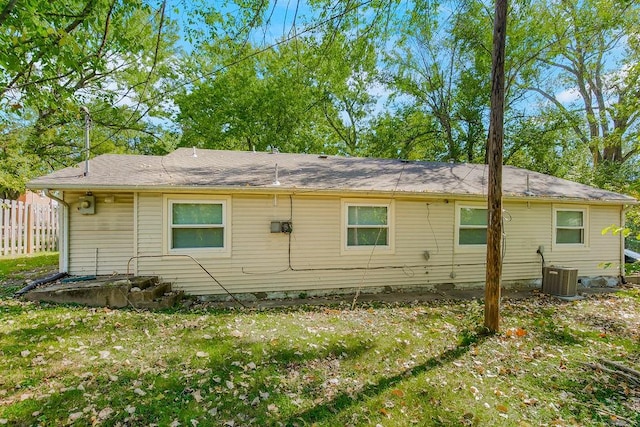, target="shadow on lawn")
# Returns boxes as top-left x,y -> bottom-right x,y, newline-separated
533,308 -> 583,345
283,330 -> 486,425
0,330 -> 375,426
